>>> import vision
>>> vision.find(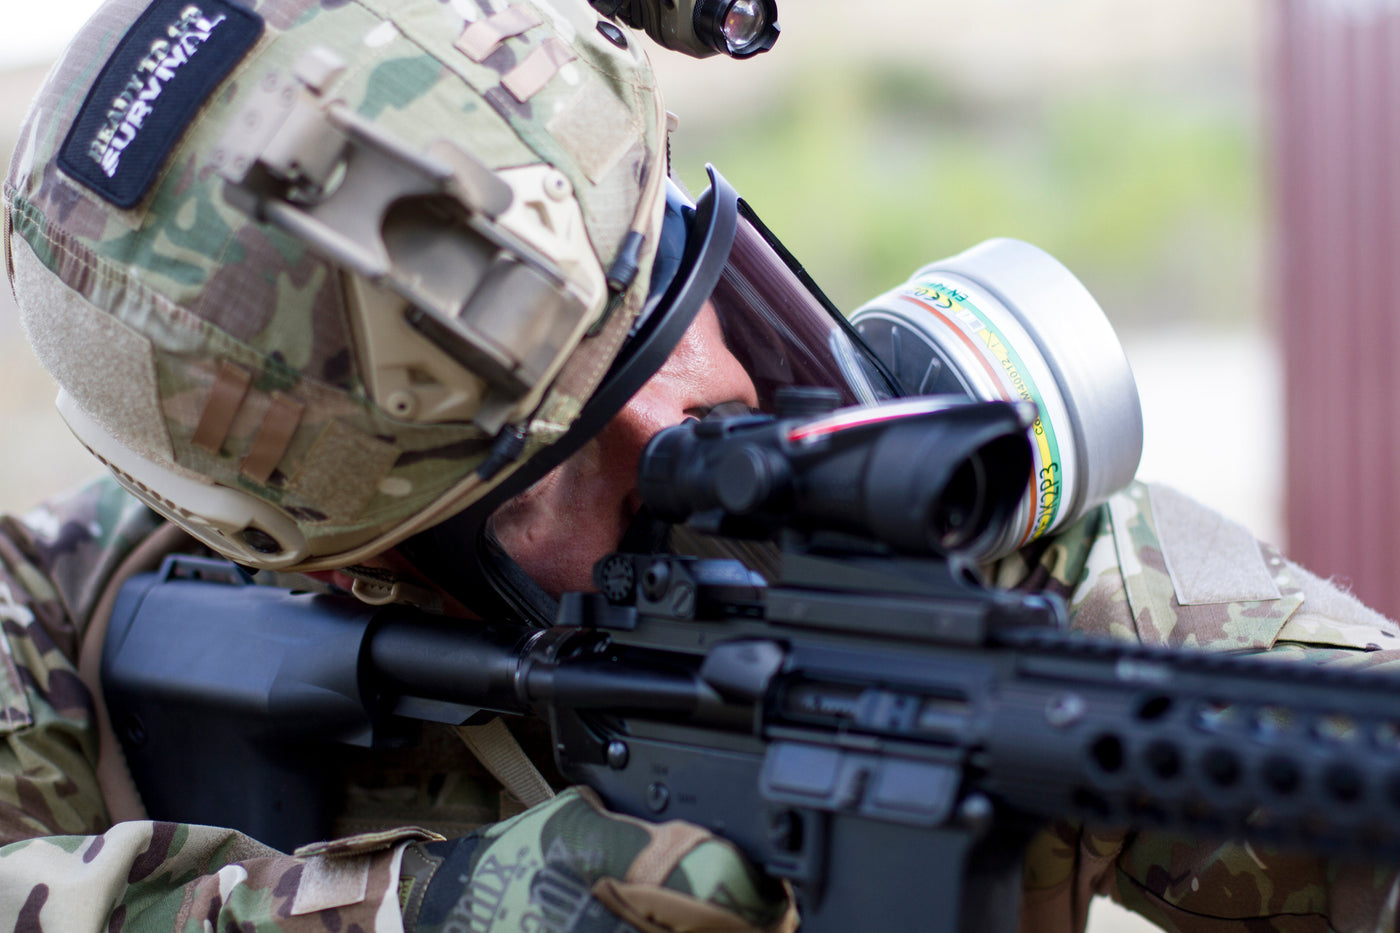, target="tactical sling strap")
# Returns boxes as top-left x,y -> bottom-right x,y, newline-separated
453,718 -> 557,812
341,563 -> 558,814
